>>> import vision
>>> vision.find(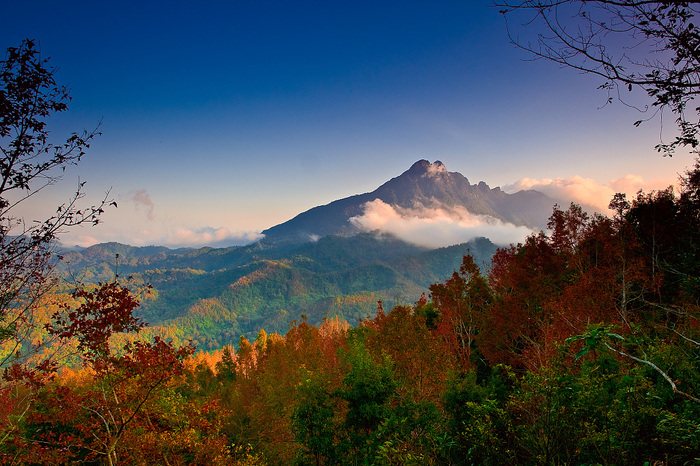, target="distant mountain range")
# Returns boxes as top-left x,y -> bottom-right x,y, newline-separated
58,160 -> 559,349
262,159 -> 556,243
